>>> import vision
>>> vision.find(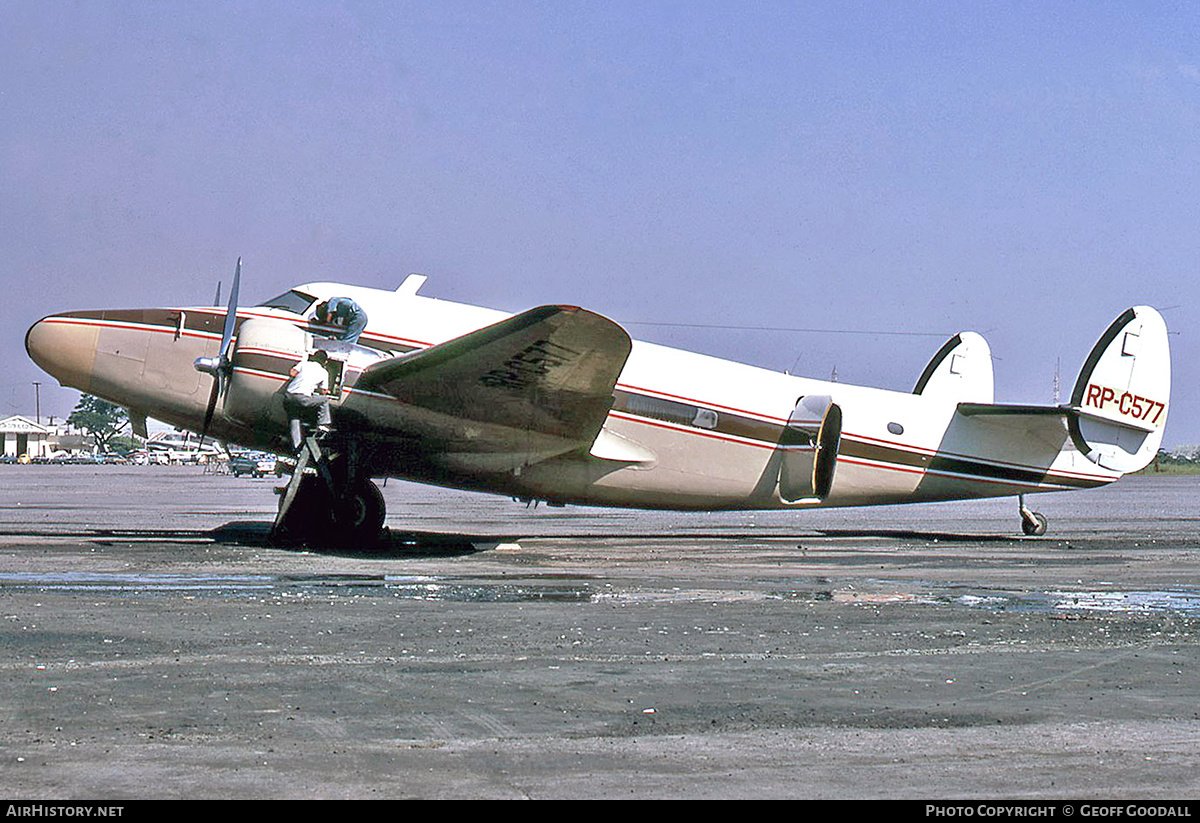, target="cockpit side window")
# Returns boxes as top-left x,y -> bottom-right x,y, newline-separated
257,290 -> 318,315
